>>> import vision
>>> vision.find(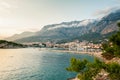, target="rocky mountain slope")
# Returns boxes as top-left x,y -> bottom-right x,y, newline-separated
14,19 -> 98,43
92,9 -> 120,34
